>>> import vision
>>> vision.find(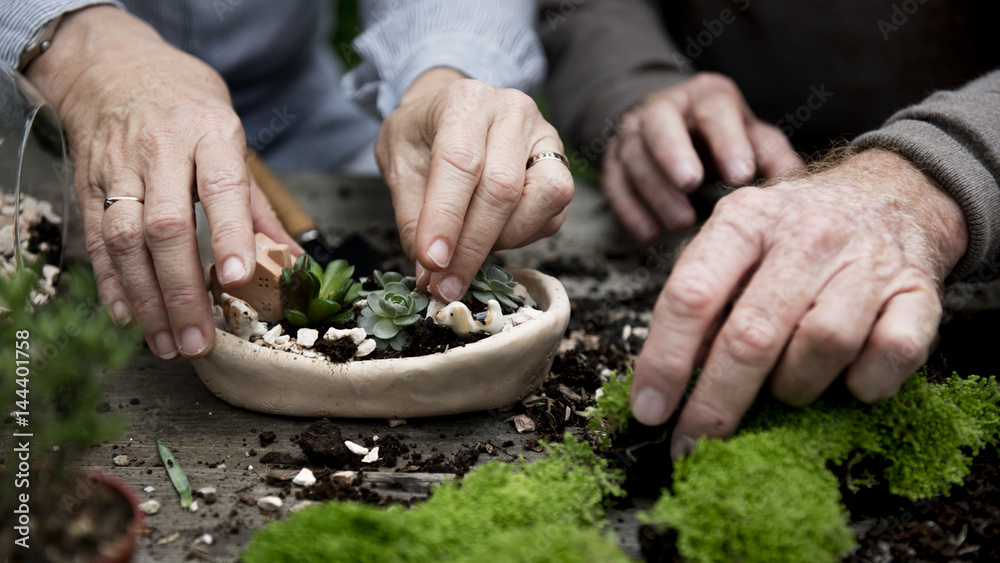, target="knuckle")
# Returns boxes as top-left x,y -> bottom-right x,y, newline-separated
725,309 -> 781,362
129,293 -> 164,320
691,71 -> 738,94
160,286 -> 205,313
200,170 -> 248,201
103,216 -> 144,256
144,208 -> 191,246
661,273 -> 716,317
436,144 -> 484,181
849,378 -> 897,404
480,164 -> 523,207
135,123 -> 177,156
800,321 -> 856,359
